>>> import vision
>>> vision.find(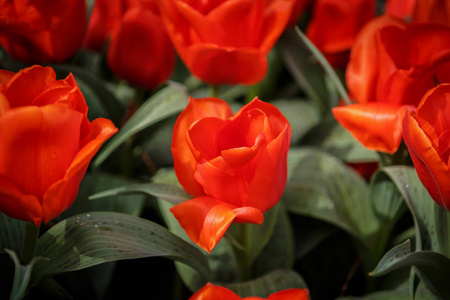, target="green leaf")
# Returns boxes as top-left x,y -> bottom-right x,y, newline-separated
283,148 -> 379,242
0,212 -> 24,254
89,182 -> 192,206
152,168 -> 241,292
293,26 -> 351,106
31,212 -> 210,284
272,99 -> 321,145
382,166 -> 441,252
59,172 -> 146,220
226,269 -> 308,298
337,280 -> 434,300
370,240 -> 450,299
6,249 -> 44,300
228,203 -> 281,270
93,82 -> 188,167
252,203 -> 295,275
278,28 -> 330,114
